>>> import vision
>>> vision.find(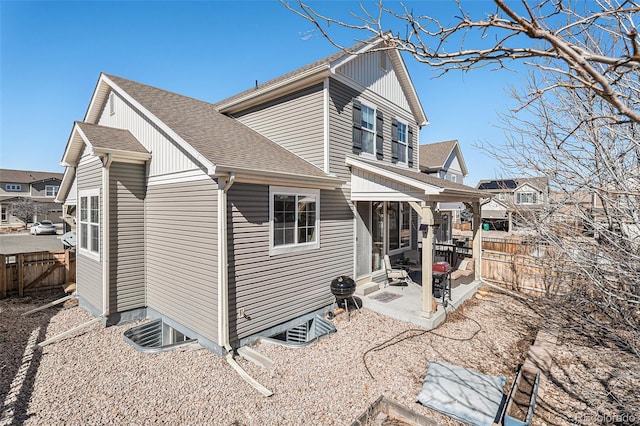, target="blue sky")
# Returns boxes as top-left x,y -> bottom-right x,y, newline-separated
1,1 -> 524,186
